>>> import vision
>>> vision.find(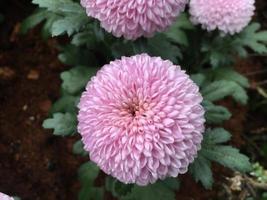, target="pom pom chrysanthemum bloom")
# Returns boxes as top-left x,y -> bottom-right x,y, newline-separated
80,0 -> 188,40
78,54 -> 205,185
0,193 -> 14,200
189,0 -> 255,35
